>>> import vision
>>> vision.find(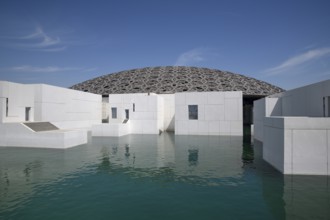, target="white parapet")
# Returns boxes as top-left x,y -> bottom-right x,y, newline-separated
263,116 -> 330,175
0,123 -> 87,148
